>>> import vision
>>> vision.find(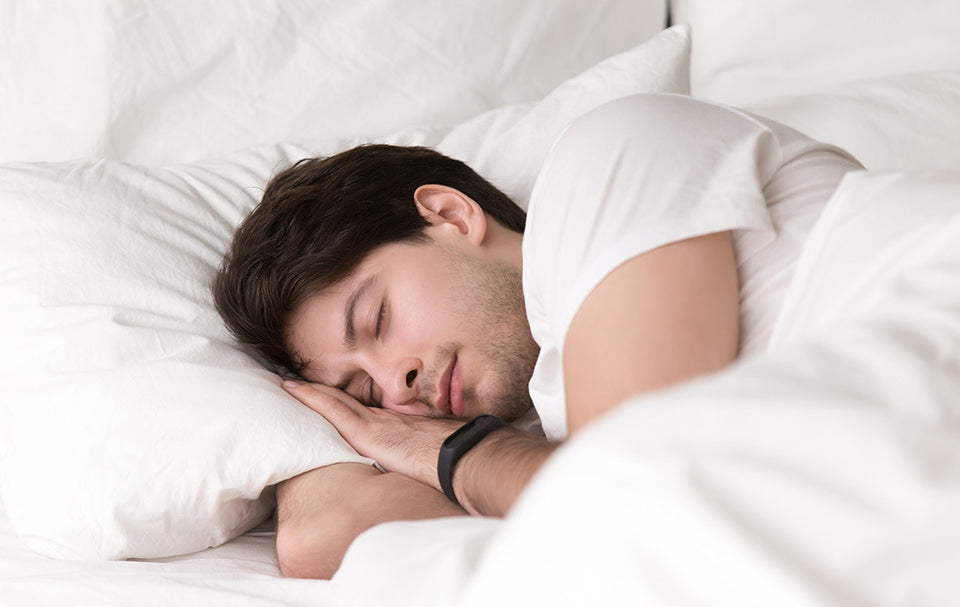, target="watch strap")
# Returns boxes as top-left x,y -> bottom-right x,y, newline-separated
437,414 -> 508,505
